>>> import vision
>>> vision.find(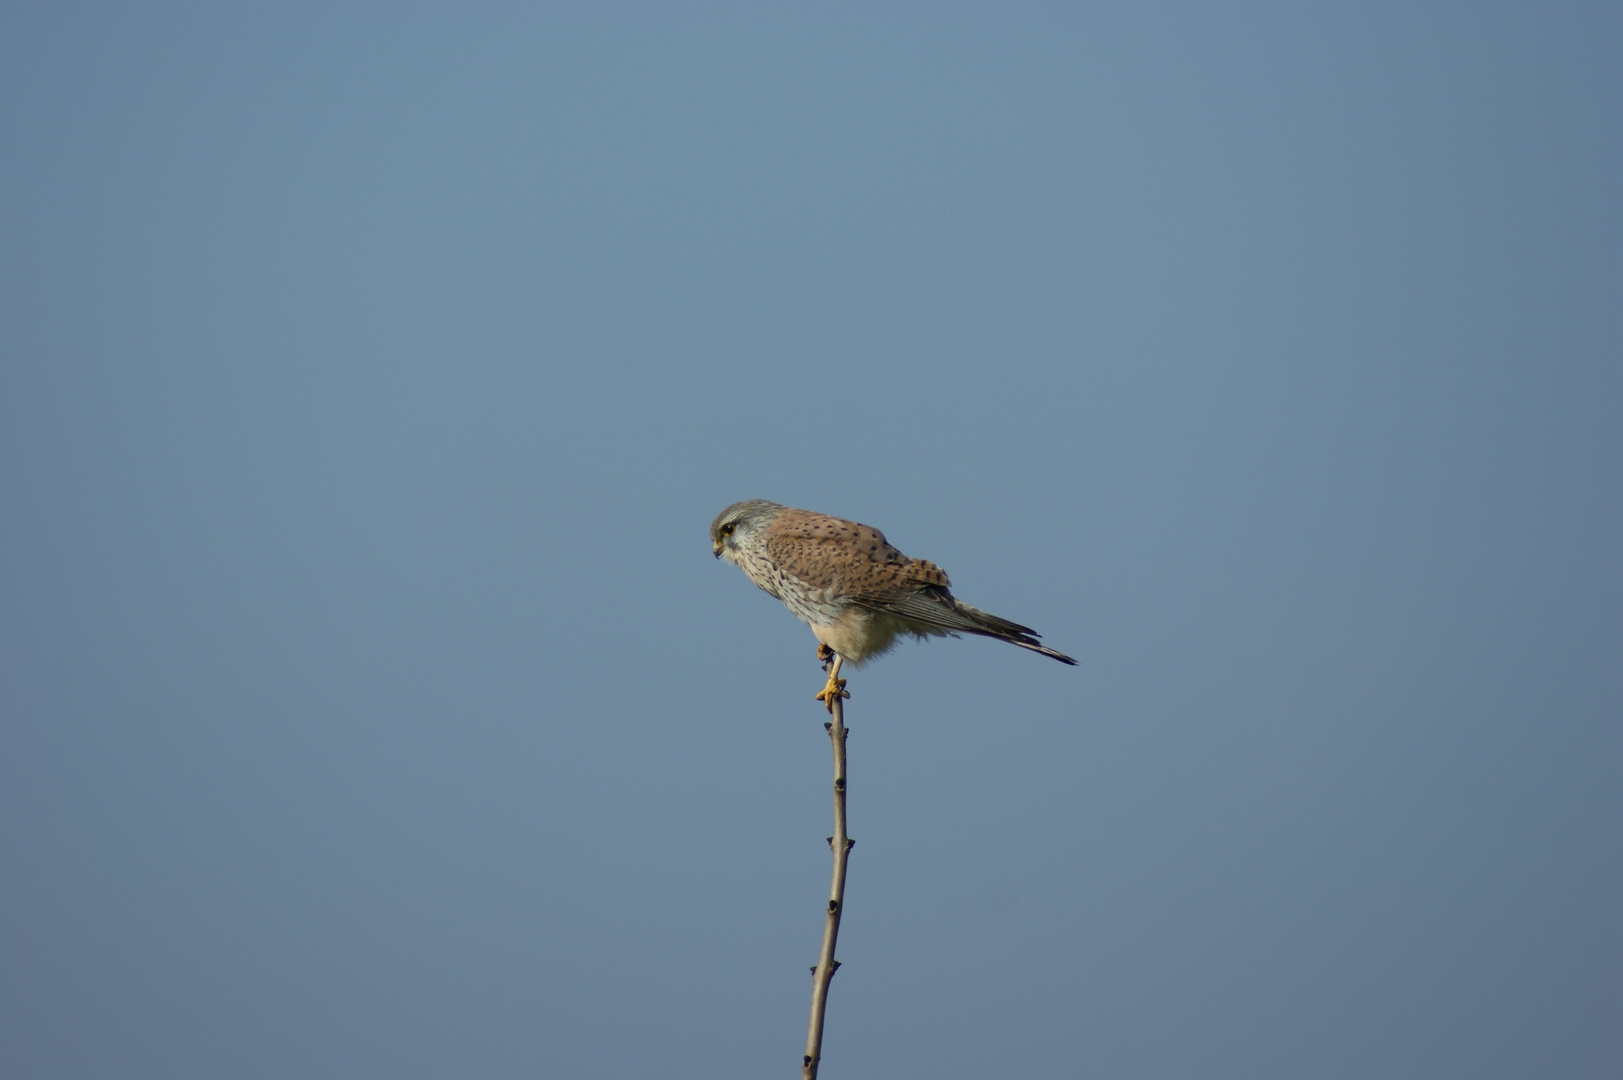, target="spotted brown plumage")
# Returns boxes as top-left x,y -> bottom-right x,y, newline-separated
765,507 -> 951,596
710,500 -> 1075,708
